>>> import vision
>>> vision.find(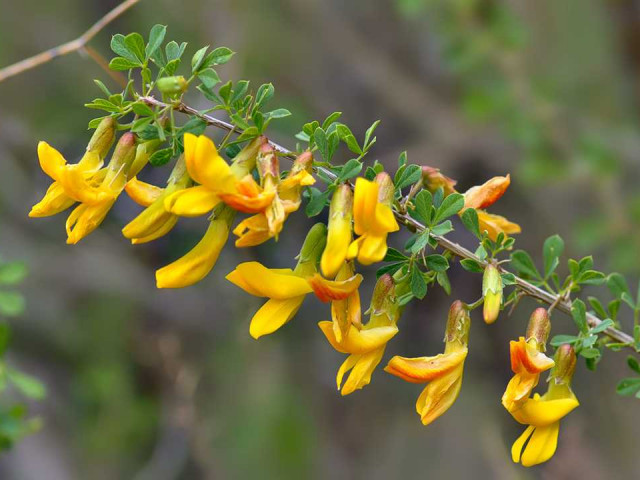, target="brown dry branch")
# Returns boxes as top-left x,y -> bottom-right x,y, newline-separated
0,0 -> 141,84
139,95 -> 636,349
